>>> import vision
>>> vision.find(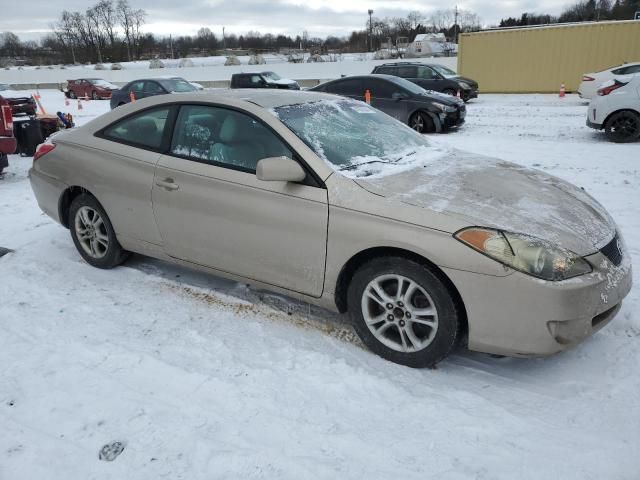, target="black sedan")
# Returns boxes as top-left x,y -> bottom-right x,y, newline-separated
110,77 -> 197,109
309,74 -> 465,134
371,62 -> 479,102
